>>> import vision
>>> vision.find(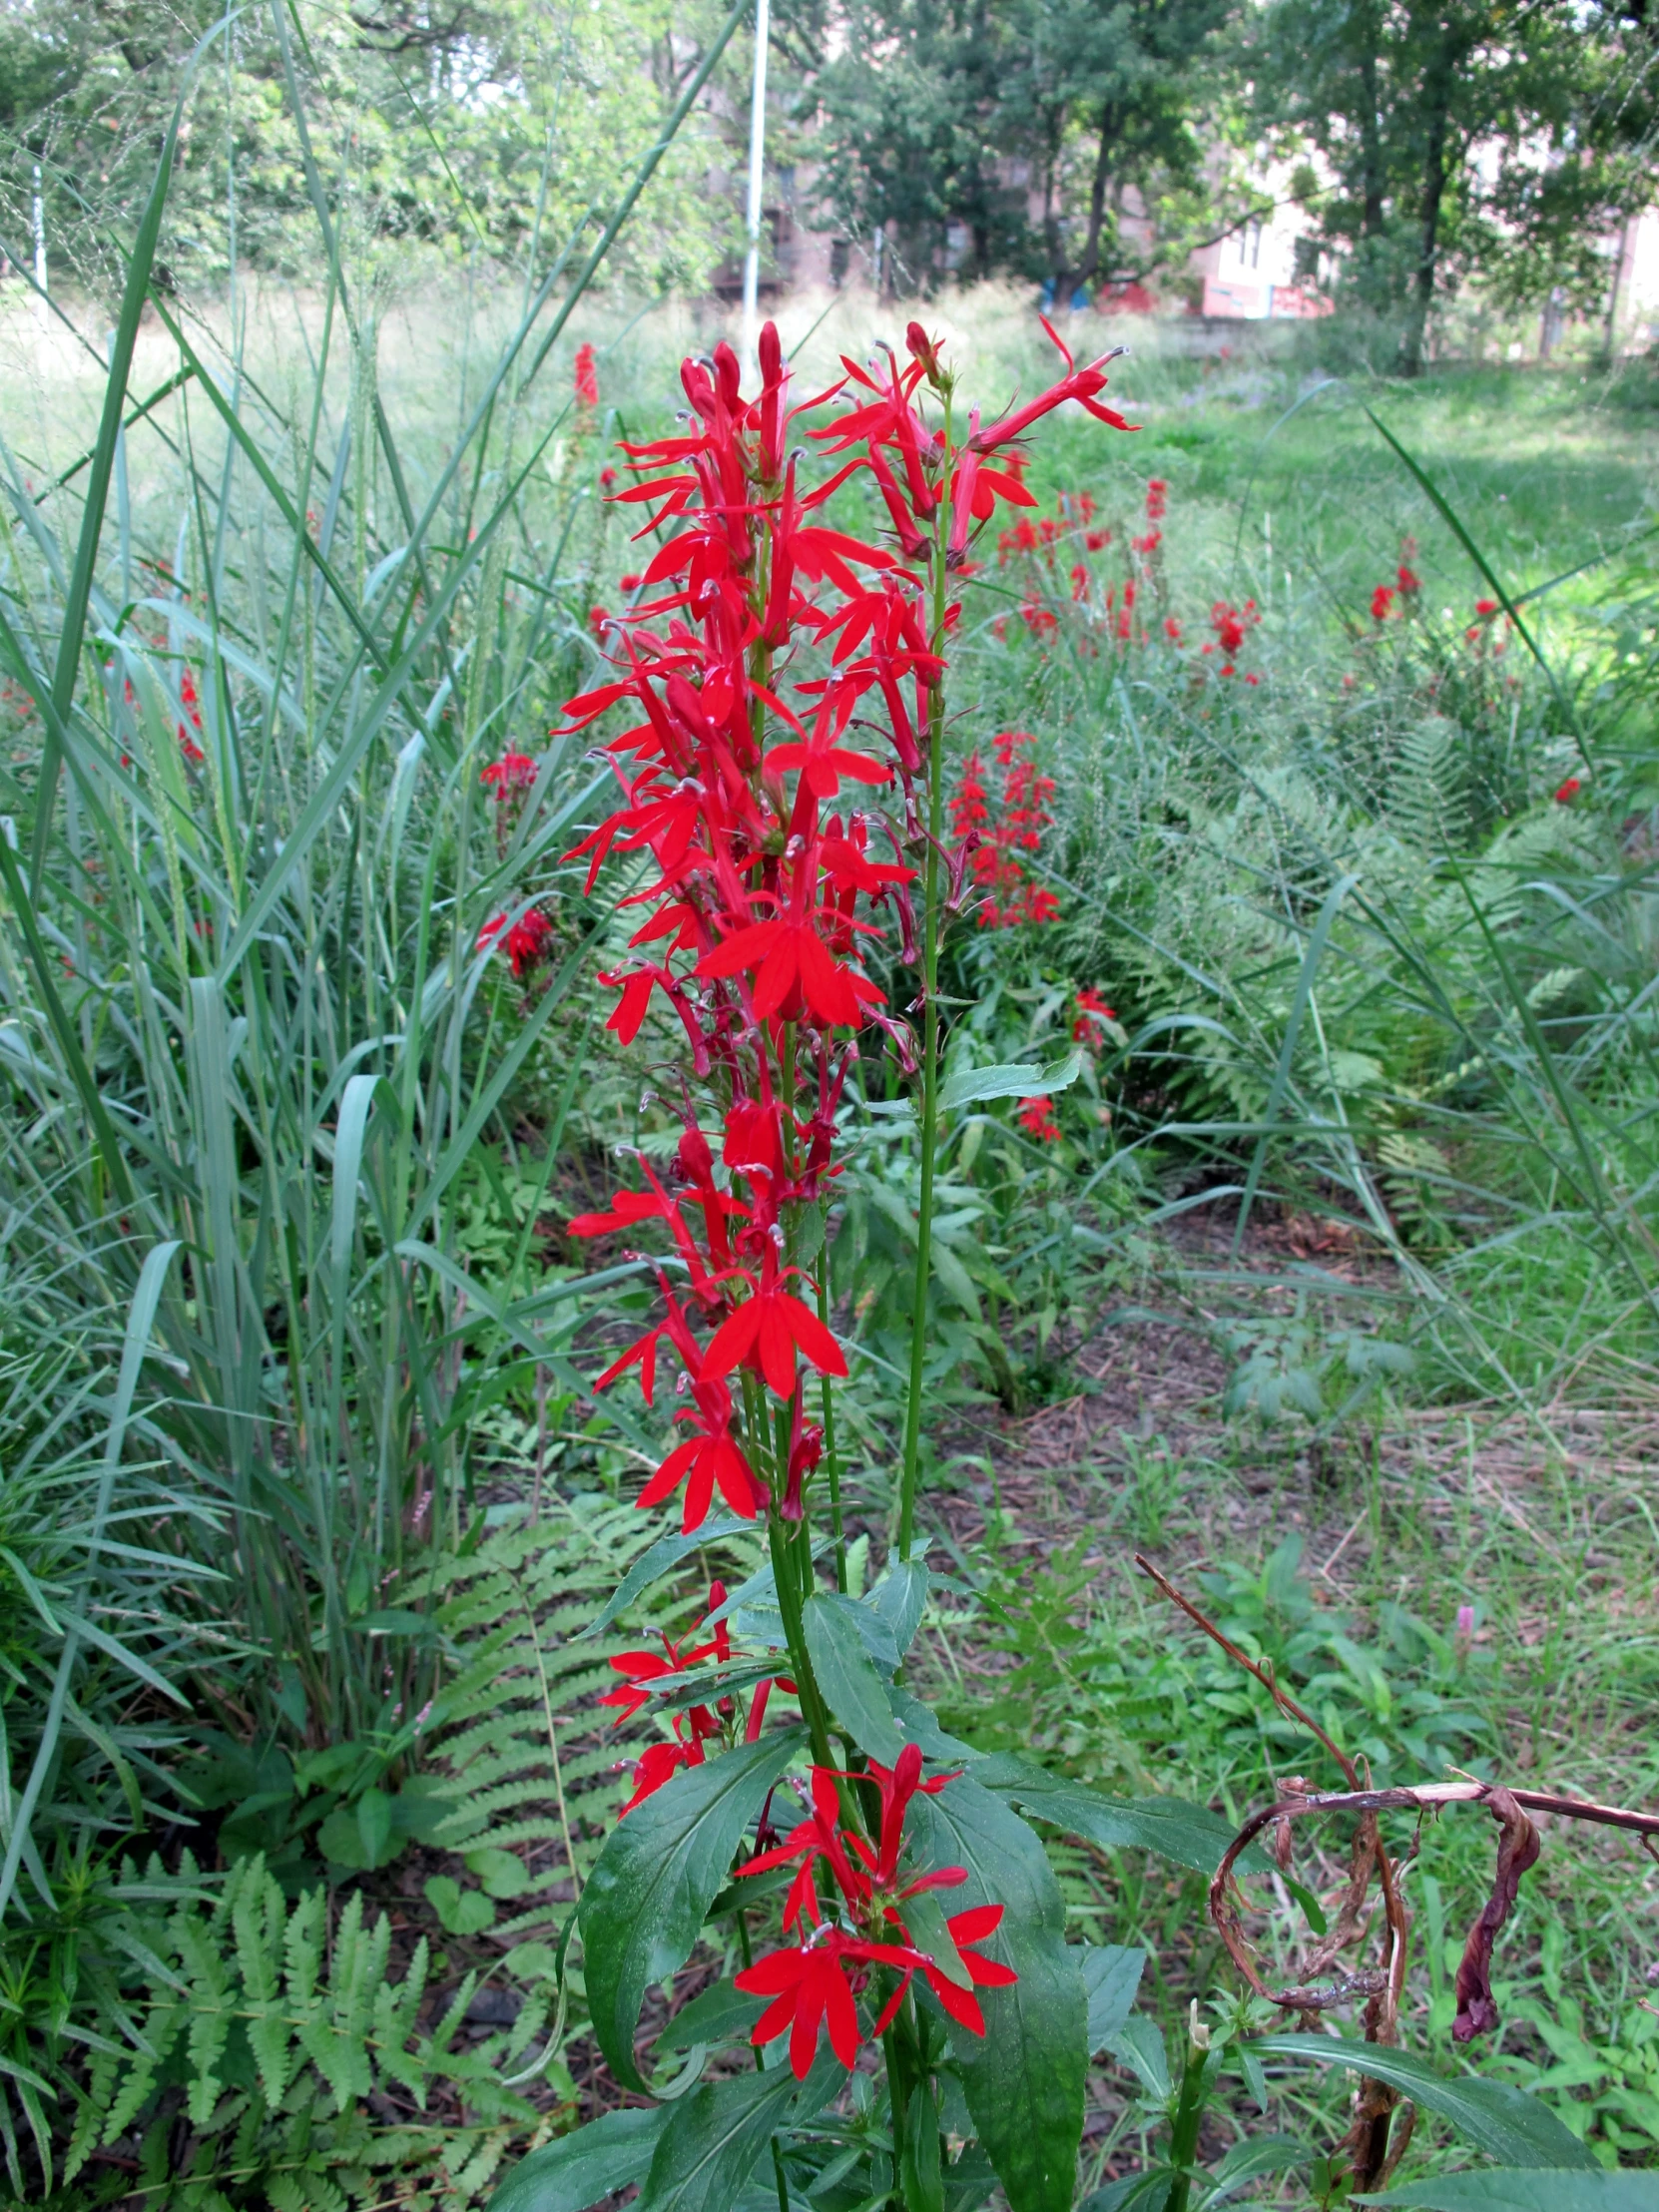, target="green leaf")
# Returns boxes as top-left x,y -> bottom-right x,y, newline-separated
887,1689 -> 978,1762
940,1052 -> 1083,1113
973,1756 -> 1264,1876
357,1788 -> 394,1866
638,2043 -> 844,2212
900,2078 -> 946,2212
423,1876 -> 497,1936
31,65 -> 187,885
900,1885 -> 973,1990
867,1558 -> 930,1657
943,2145 -> 1000,2212
907,1777 -> 1085,2212
1205,2133 -> 1309,2204
804,1593 -> 905,1759
485,2107 -> 671,2212
390,1777 -> 462,1844
580,1730 -> 805,2091
1080,1944 -> 1145,2053
1252,2038 -> 1596,2169
577,1516 -> 754,1642
1106,2015 -> 1170,2104
316,1802 -> 397,1873
657,1979 -> 766,2054
466,1848 -> 530,1900
1360,2175 -> 1659,2211
1077,2174 -> 1177,2212
821,1588 -> 902,1673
